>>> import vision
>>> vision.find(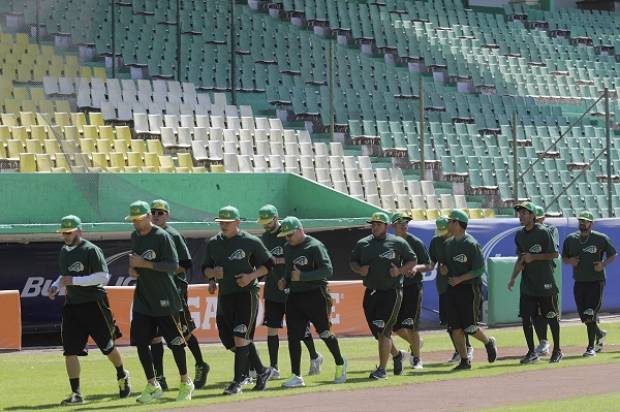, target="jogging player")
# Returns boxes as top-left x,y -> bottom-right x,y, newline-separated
202,206 -> 275,395
149,199 -> 210,389
48,215 -> 131,405
257,204 -> 323,379
562,211 -> 616,357
442,209 -> 497,370
278,216 -> 347,388
391,212 -> 428,370
351,212 -> 416,379
126,201 -> 194,402
508,202 -> 562,365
